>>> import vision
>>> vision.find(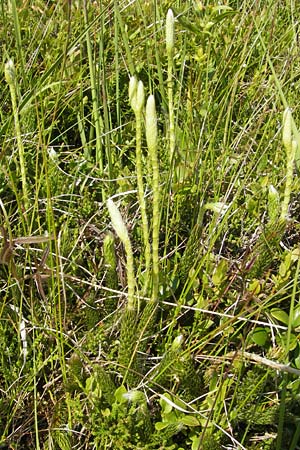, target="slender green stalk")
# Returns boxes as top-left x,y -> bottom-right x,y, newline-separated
77,110 -> 90,161
99,5 -> 113,181
114,1 -> 135,76
255,29 -> 300,163
285,238 -> 300,360
290,422 -> 300,450
146,95 -> 160,302
83,0 -> 104,177
276,375 -> 288,450
5,59 -> 29,212
32,327 -> 41,450
166,8 -> 175,163
153,5 -> 168,110
114,0 -> 121,146
129,77 -> 151,293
